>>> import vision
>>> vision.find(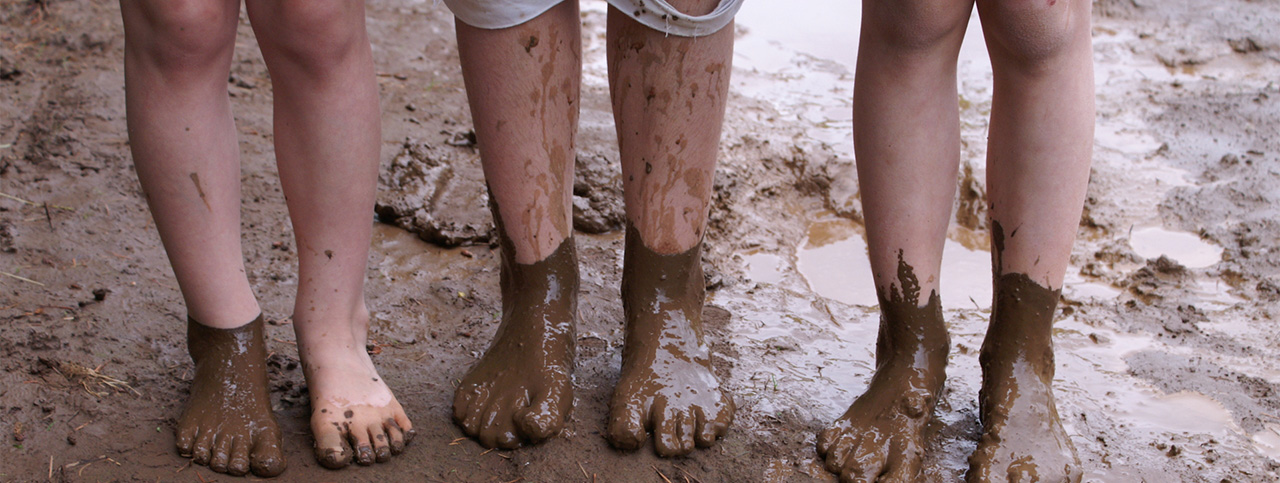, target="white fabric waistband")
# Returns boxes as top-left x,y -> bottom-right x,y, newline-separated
442,0 -> 742,37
